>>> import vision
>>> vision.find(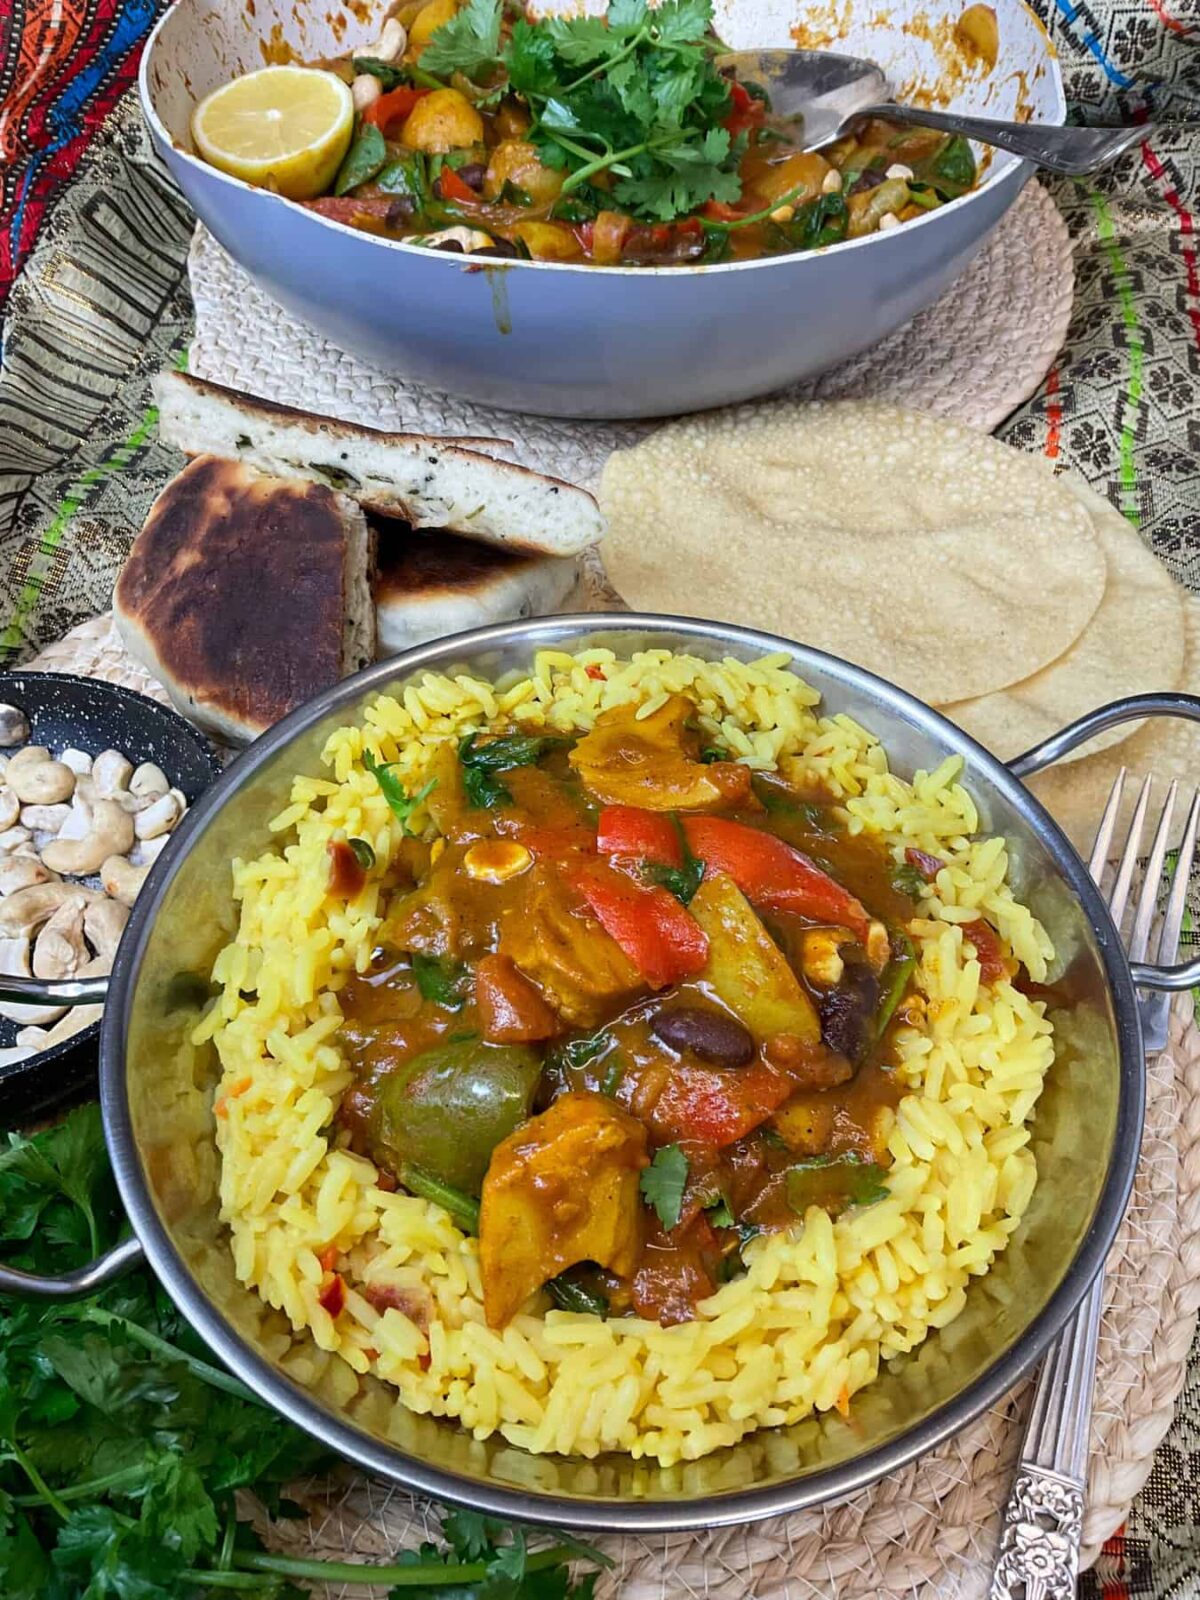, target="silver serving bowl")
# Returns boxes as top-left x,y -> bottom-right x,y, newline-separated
138,0 -> 1065,418
3,615 -> 1193,1531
